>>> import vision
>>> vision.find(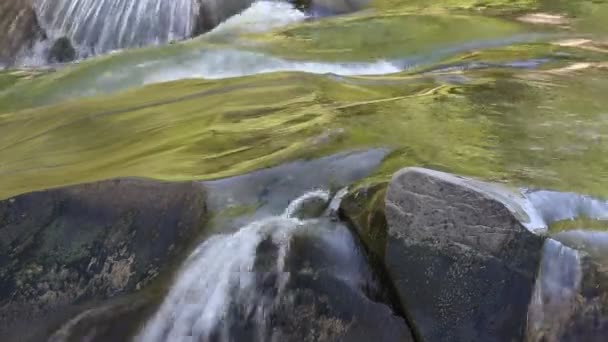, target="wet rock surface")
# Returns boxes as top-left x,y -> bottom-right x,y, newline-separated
0,0 -> 44,65
0,178 -> 207,341
384,167 -> 544,342
254,221 -> 414,342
